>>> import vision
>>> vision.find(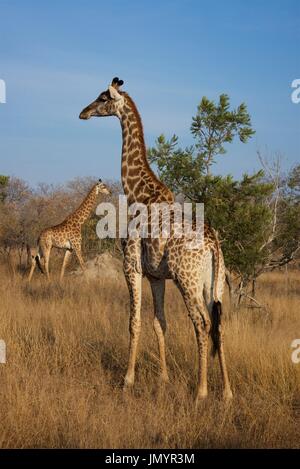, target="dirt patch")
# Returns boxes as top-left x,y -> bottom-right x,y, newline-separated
71,252 -> 123,280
